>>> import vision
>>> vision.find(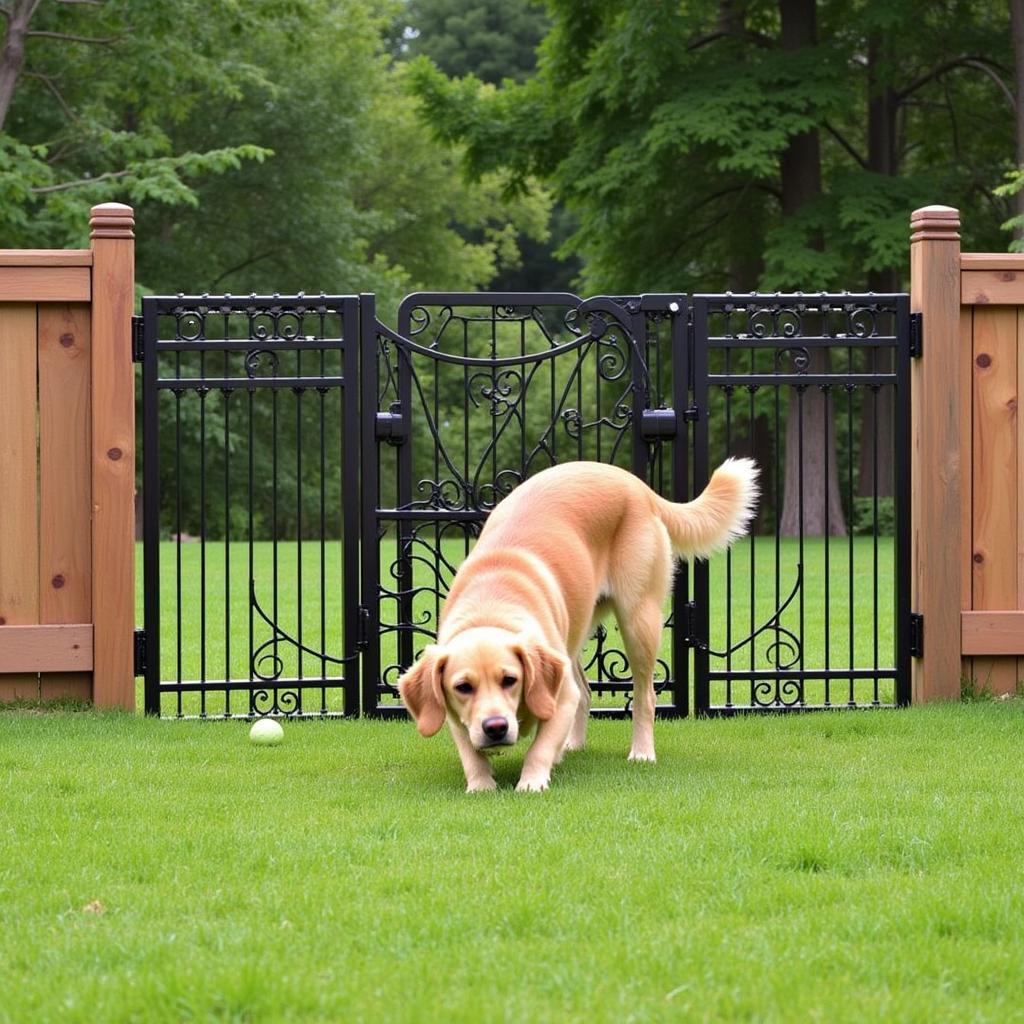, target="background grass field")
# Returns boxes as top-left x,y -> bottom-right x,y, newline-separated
3,702 -> 1024,1022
